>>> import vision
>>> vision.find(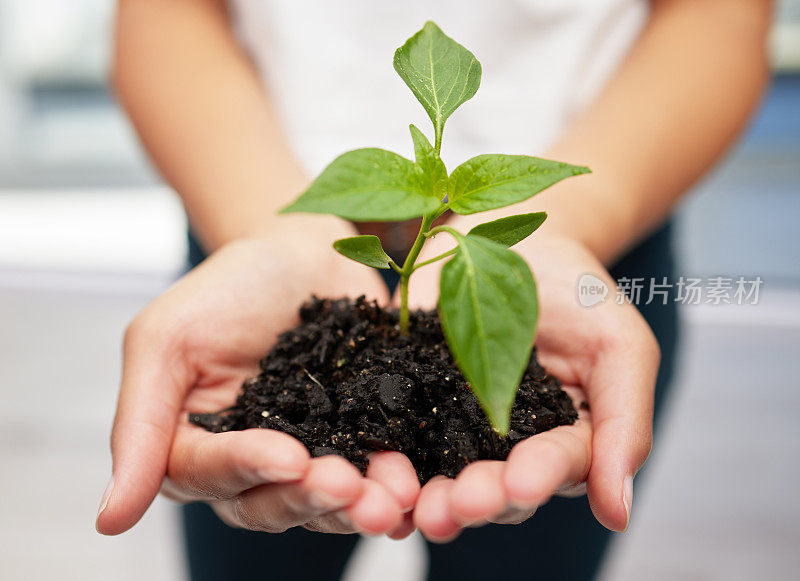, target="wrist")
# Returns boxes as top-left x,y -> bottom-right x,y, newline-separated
214,216 -> 361,288
209,214 -> 357,256
189,198 -> 361,254
246,214 -> 359,248
443,175 -> 630,266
